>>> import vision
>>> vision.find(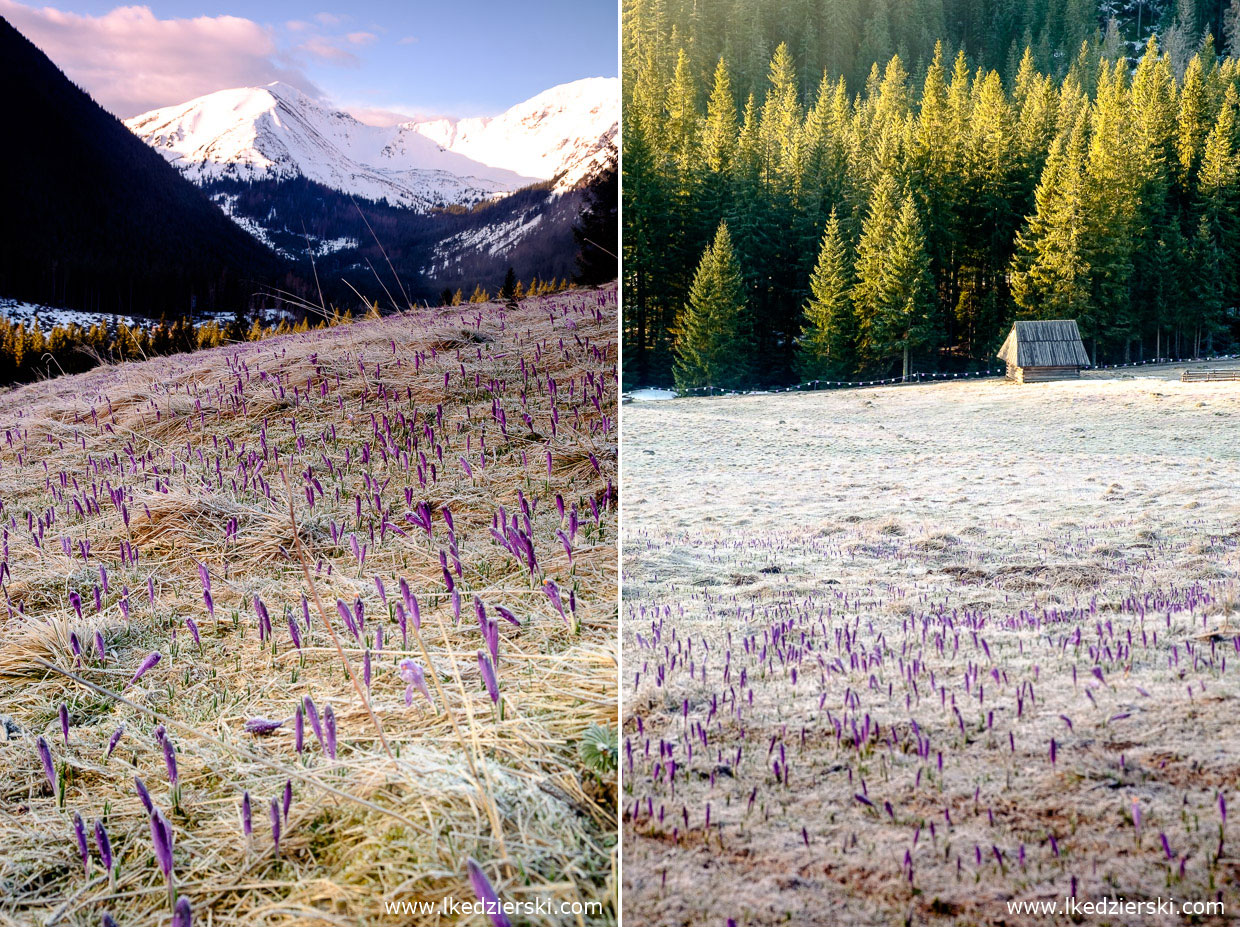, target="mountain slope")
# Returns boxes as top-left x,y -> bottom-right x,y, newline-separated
0,16 -> 287,317
125,83 -> 534,210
